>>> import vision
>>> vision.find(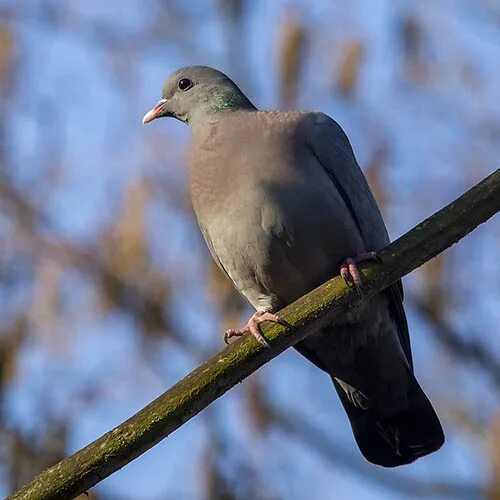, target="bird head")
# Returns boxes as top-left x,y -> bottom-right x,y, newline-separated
142,65 -> 254,126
